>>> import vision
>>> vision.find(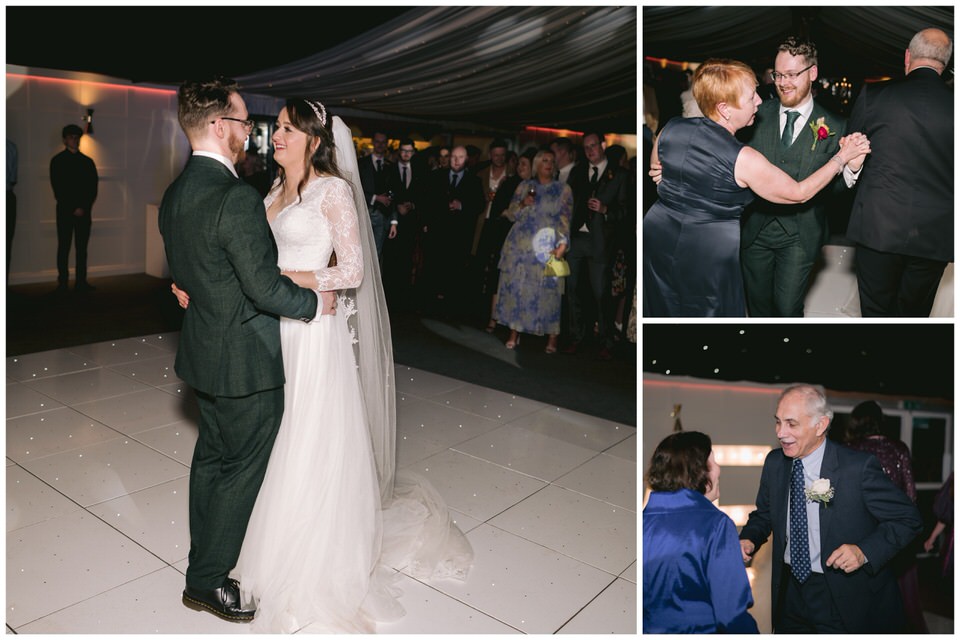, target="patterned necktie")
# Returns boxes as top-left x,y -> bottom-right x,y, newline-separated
781,110 -> 800,149
790,458 -> 811,583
